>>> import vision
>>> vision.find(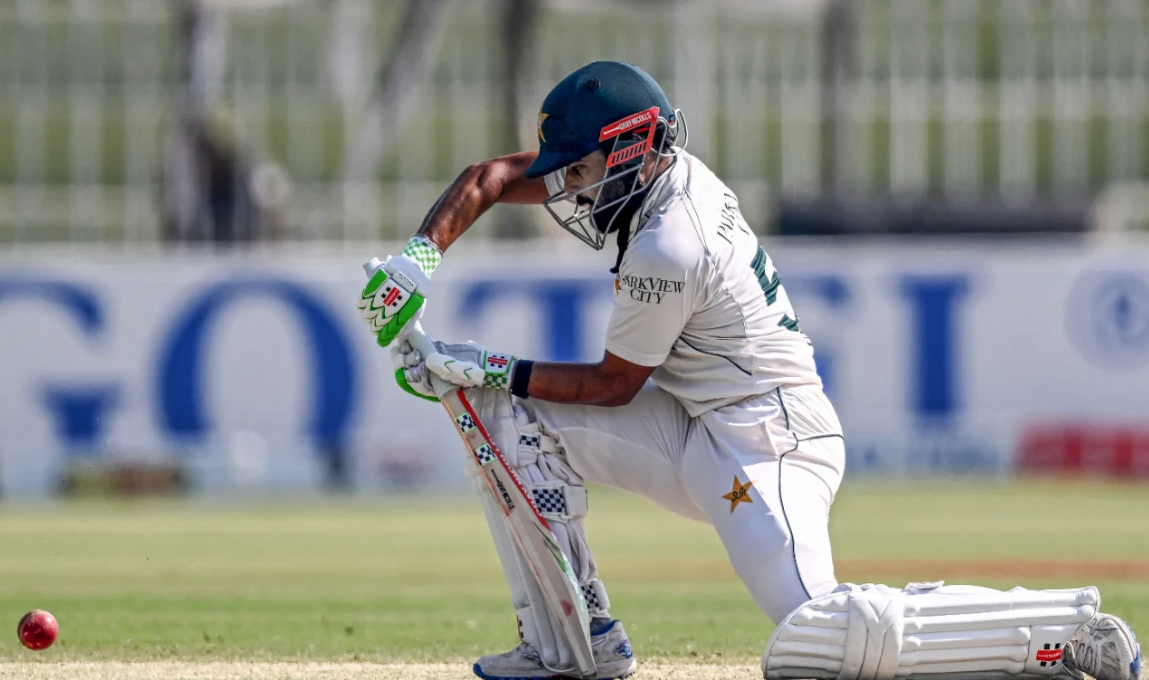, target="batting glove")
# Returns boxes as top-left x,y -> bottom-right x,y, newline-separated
358,236 -> 441,348
424,339 -> 518,391
390,336 -> 440,402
